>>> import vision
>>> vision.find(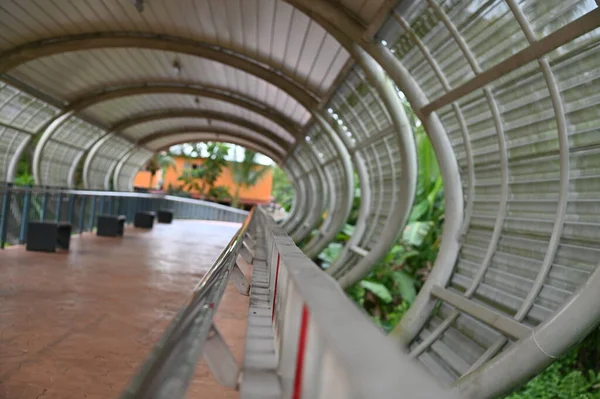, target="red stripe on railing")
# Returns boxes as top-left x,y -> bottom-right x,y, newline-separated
271,253 -> 281,322
292,304 -> 310,399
